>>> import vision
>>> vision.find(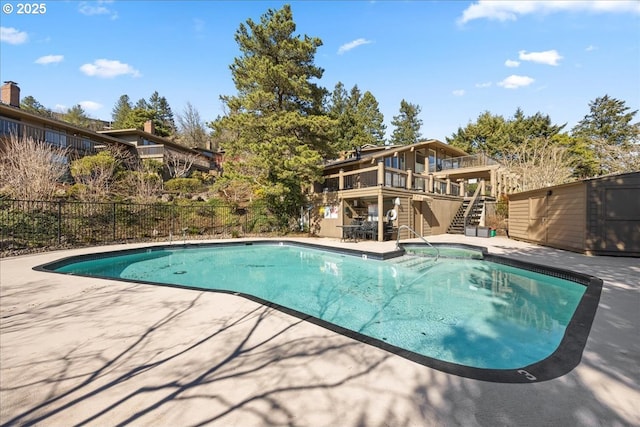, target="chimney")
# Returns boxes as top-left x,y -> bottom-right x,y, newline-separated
1,81 -> 20,107
143,120 -> 155,135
